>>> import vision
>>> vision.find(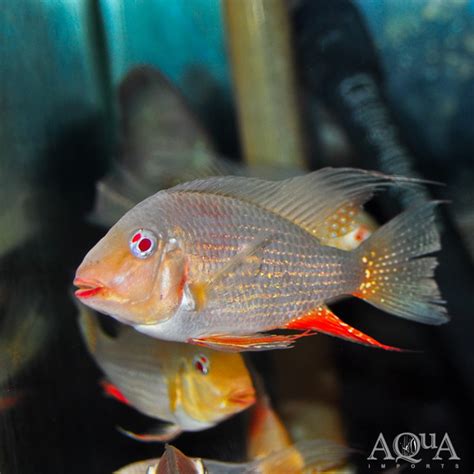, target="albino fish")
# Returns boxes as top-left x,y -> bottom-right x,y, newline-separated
115,442 -> 349,474
75,167 -> 448,352
78,304 -> 255,441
